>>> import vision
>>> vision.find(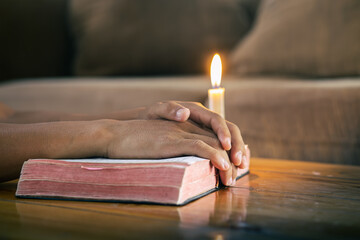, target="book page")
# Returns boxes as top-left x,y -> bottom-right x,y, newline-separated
61,156 -> 207,165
